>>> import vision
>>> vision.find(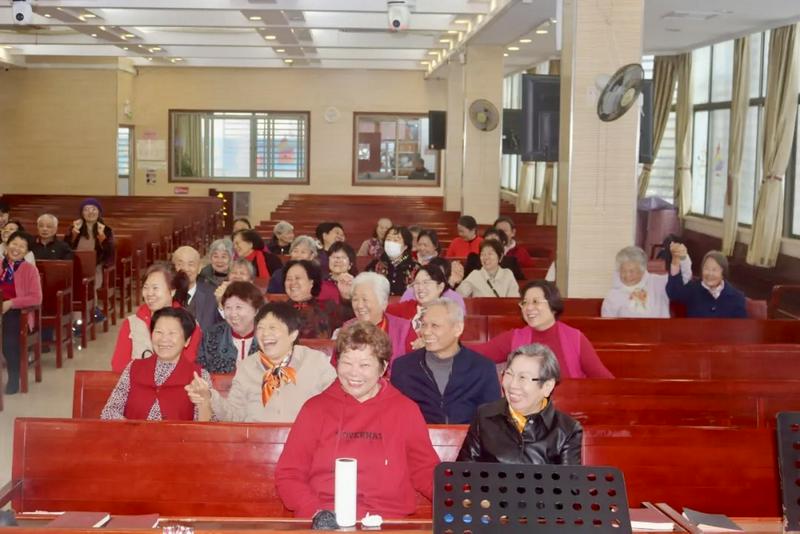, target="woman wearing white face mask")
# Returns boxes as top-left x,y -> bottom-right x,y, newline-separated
365,226 -> 419,296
